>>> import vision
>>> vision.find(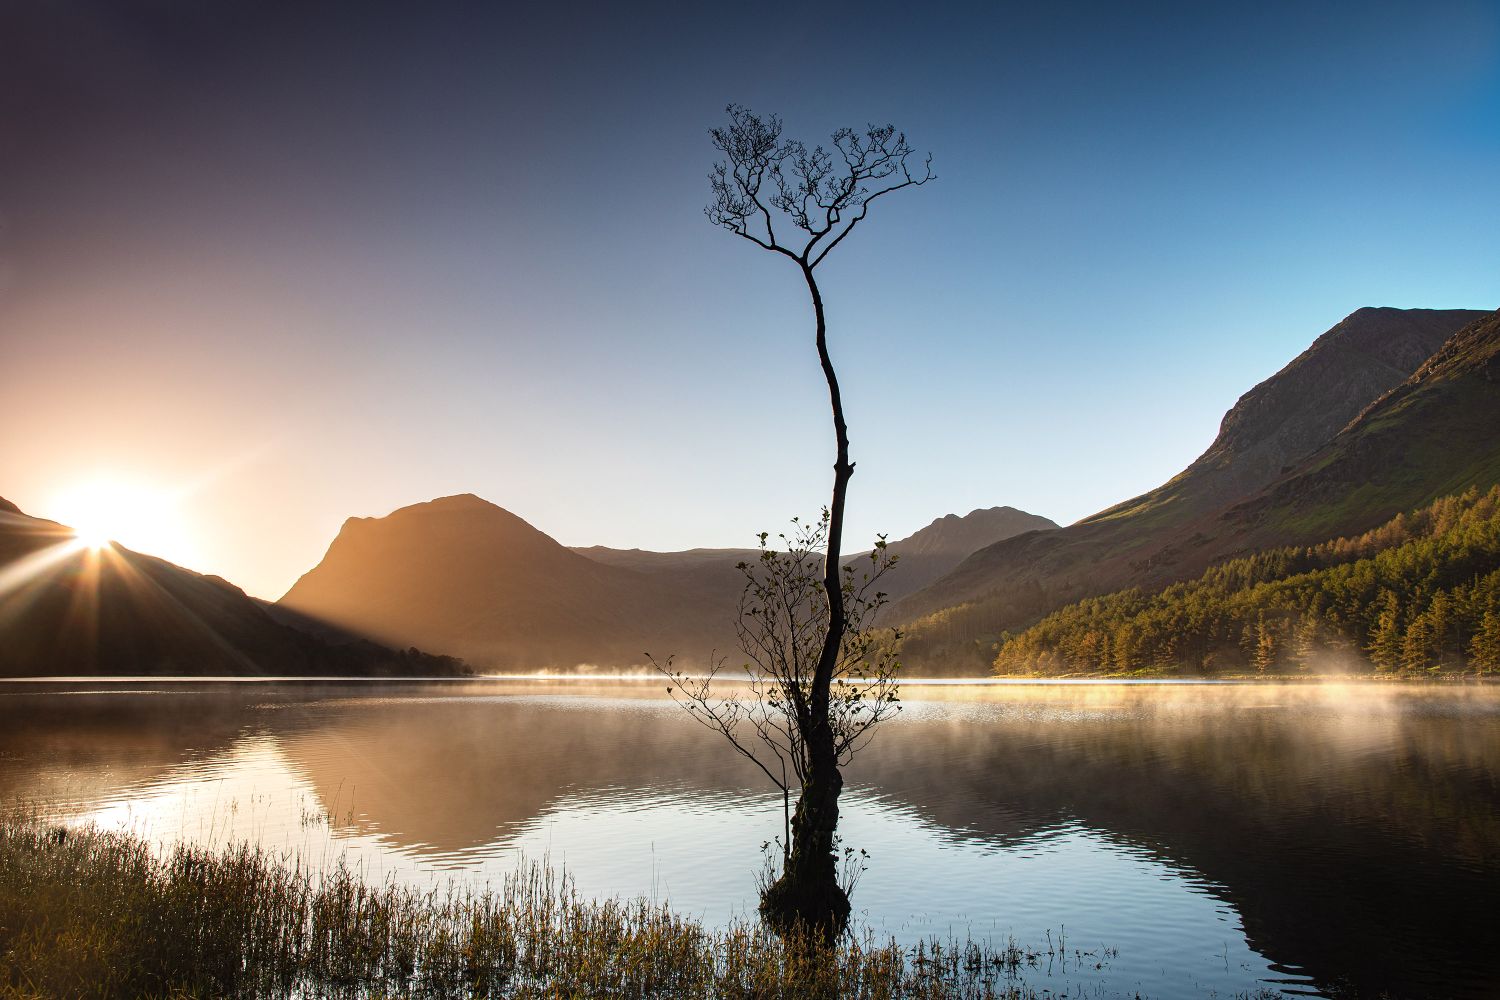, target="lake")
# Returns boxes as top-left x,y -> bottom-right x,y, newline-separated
2,678 -> 1496,999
